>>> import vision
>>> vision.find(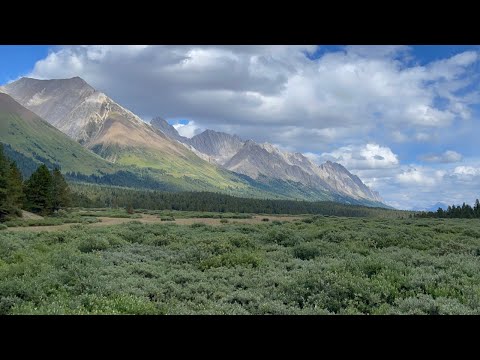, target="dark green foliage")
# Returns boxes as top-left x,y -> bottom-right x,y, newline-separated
416,199 -> 480,219
70,183 -> 407,218
24,164 -> 53,215
51,168 -> 71,211
160,216 -> 175,222
0,144 -> 24,221
293,243 -> 321,260
2,216 -> 480,314
7,161 -> 24,209
23,165 -> 72,216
